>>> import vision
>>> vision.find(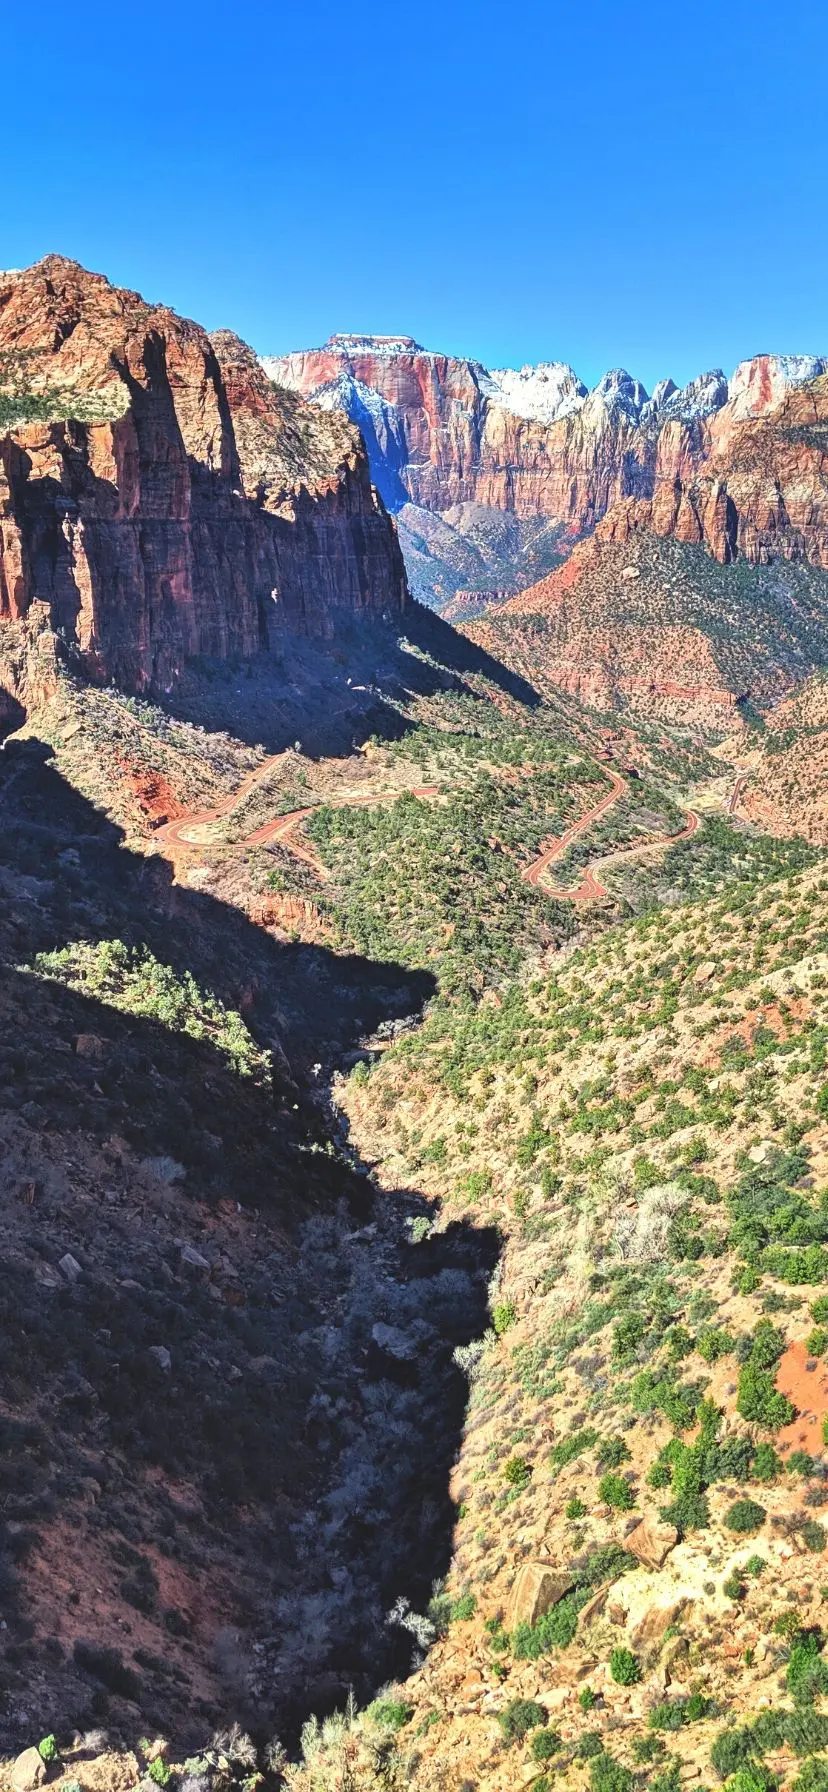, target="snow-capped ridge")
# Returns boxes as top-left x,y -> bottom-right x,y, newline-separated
728,353 -> 828,418
480,362 -> 588,423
